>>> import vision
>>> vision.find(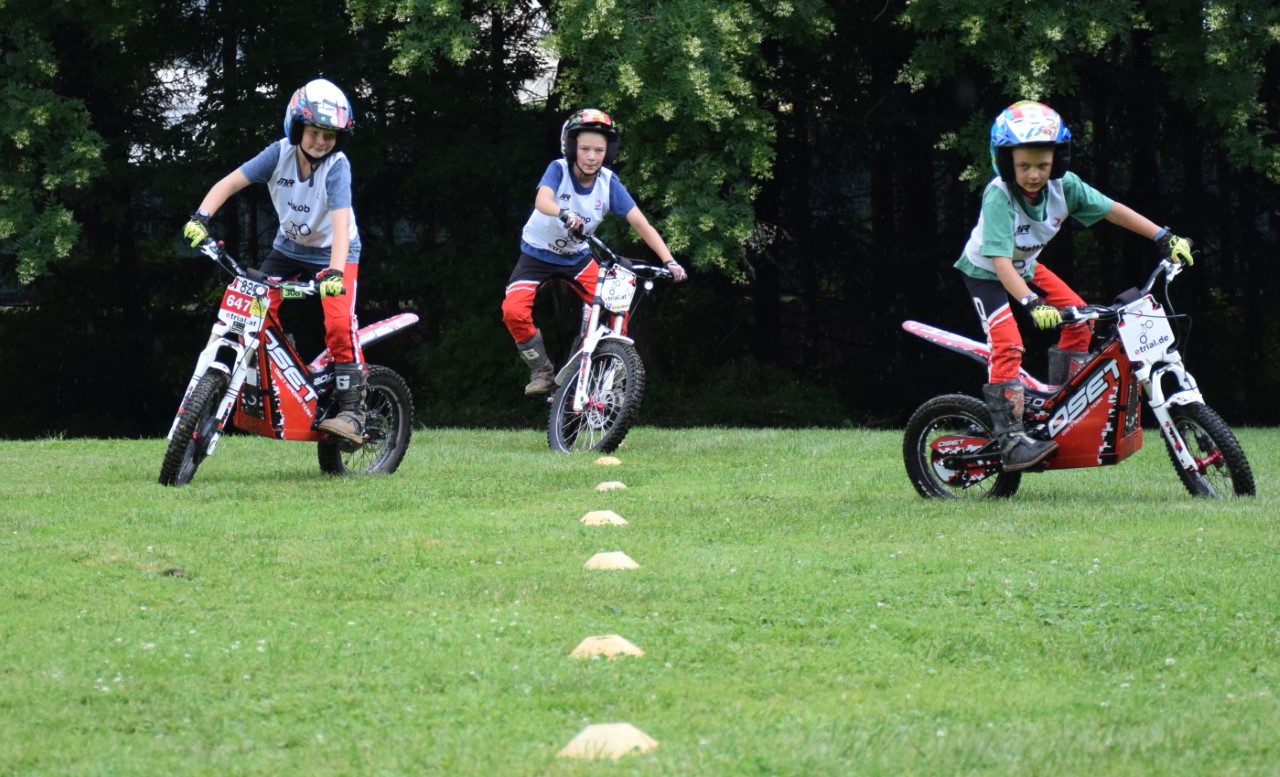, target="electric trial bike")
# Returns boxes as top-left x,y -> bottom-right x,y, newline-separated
547,232 -> 675,453
902,257 -> 1254,499
160,238 -> 418,486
